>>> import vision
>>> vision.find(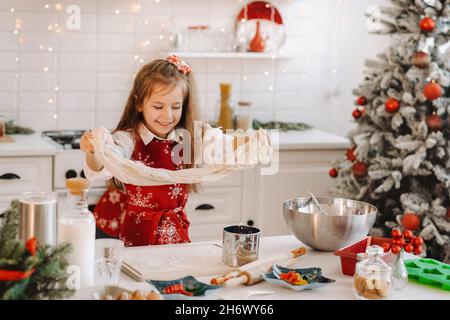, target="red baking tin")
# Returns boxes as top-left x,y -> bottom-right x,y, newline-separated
334,236 -> 392,276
